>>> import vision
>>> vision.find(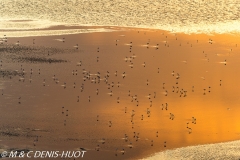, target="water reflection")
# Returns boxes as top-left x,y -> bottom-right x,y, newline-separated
0,30 -> 240,159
